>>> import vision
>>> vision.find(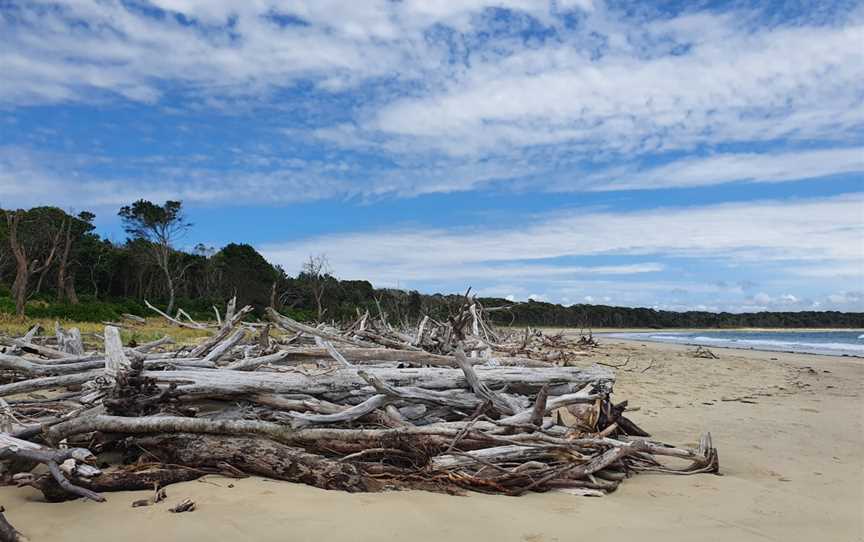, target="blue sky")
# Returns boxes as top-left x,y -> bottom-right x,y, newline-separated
1,0 -> 862,312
